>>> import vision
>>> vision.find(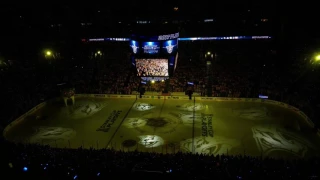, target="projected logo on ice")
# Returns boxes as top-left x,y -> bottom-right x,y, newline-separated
232,107 -> 270,120
252,125 -> 315,157
138,135 -> 164,148
142,42 -> 160,54
180,136 -> 240,155
124,111 -> 183,134
162,40 -> 177,54
176,102 -> 205,112
178,112 -> 202,125
29,126 -> 76,144
64,99 -> 107,119
130,40 -> 139,54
